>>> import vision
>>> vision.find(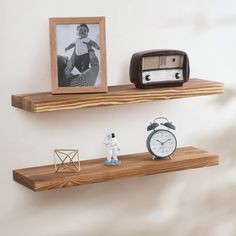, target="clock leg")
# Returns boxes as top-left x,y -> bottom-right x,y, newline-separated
169,155 -> 172,160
